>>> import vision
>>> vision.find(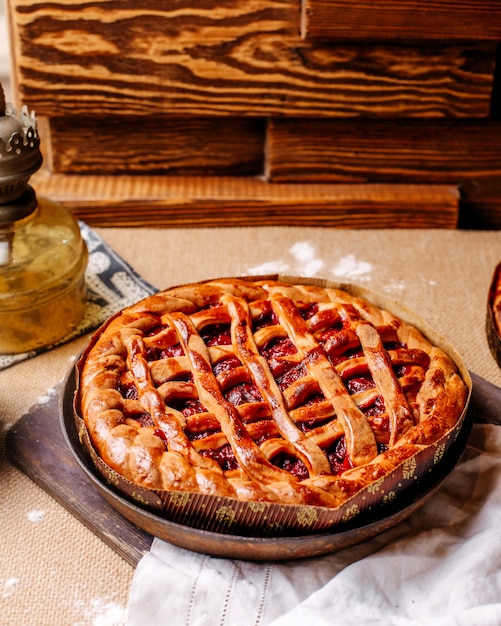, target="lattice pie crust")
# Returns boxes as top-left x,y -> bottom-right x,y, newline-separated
76,278 -> 468,511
